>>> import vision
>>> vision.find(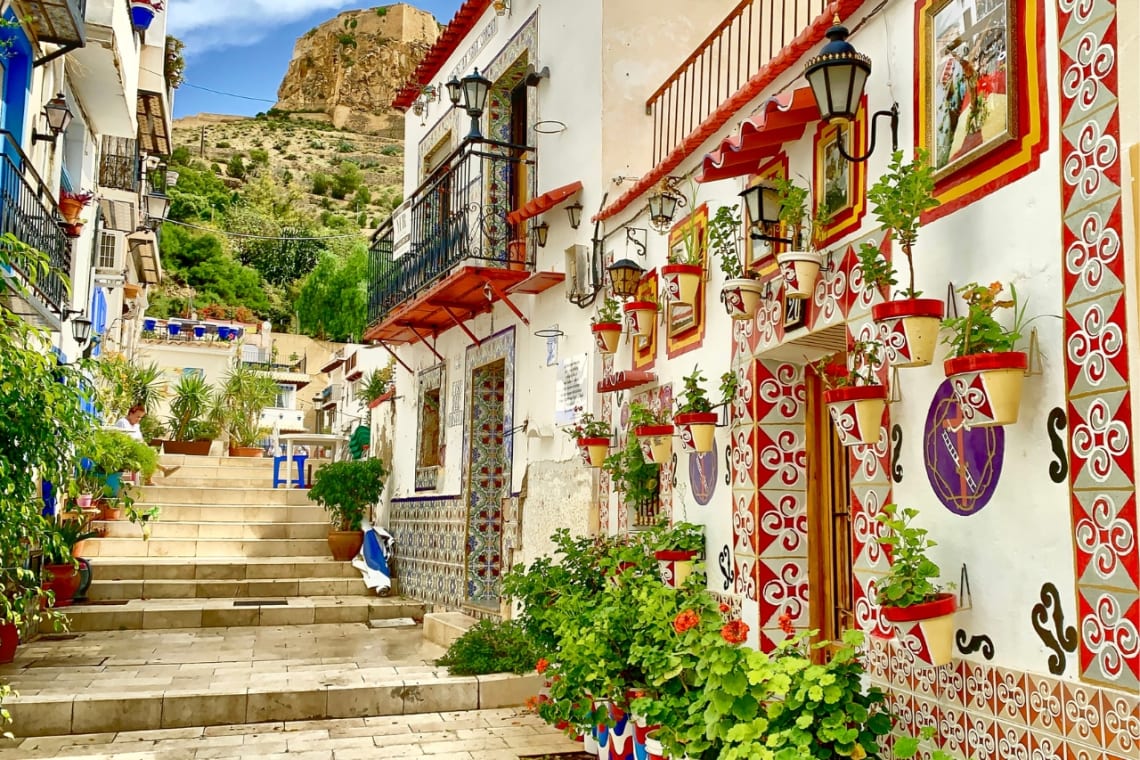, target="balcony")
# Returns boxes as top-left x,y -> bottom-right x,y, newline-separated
11,0 -> 86,62
365,138 -> 566,346
0,131 -> 72,324
70,0 -> 138,137
99,137 -> 139,192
